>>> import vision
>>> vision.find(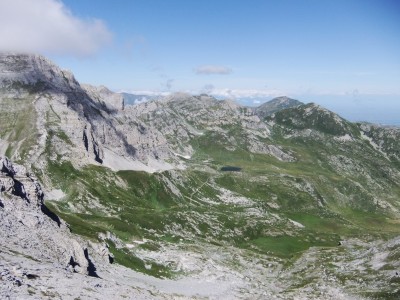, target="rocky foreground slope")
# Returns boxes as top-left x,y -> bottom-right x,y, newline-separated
1,53 -> 400,299
0,156 -> 109,298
